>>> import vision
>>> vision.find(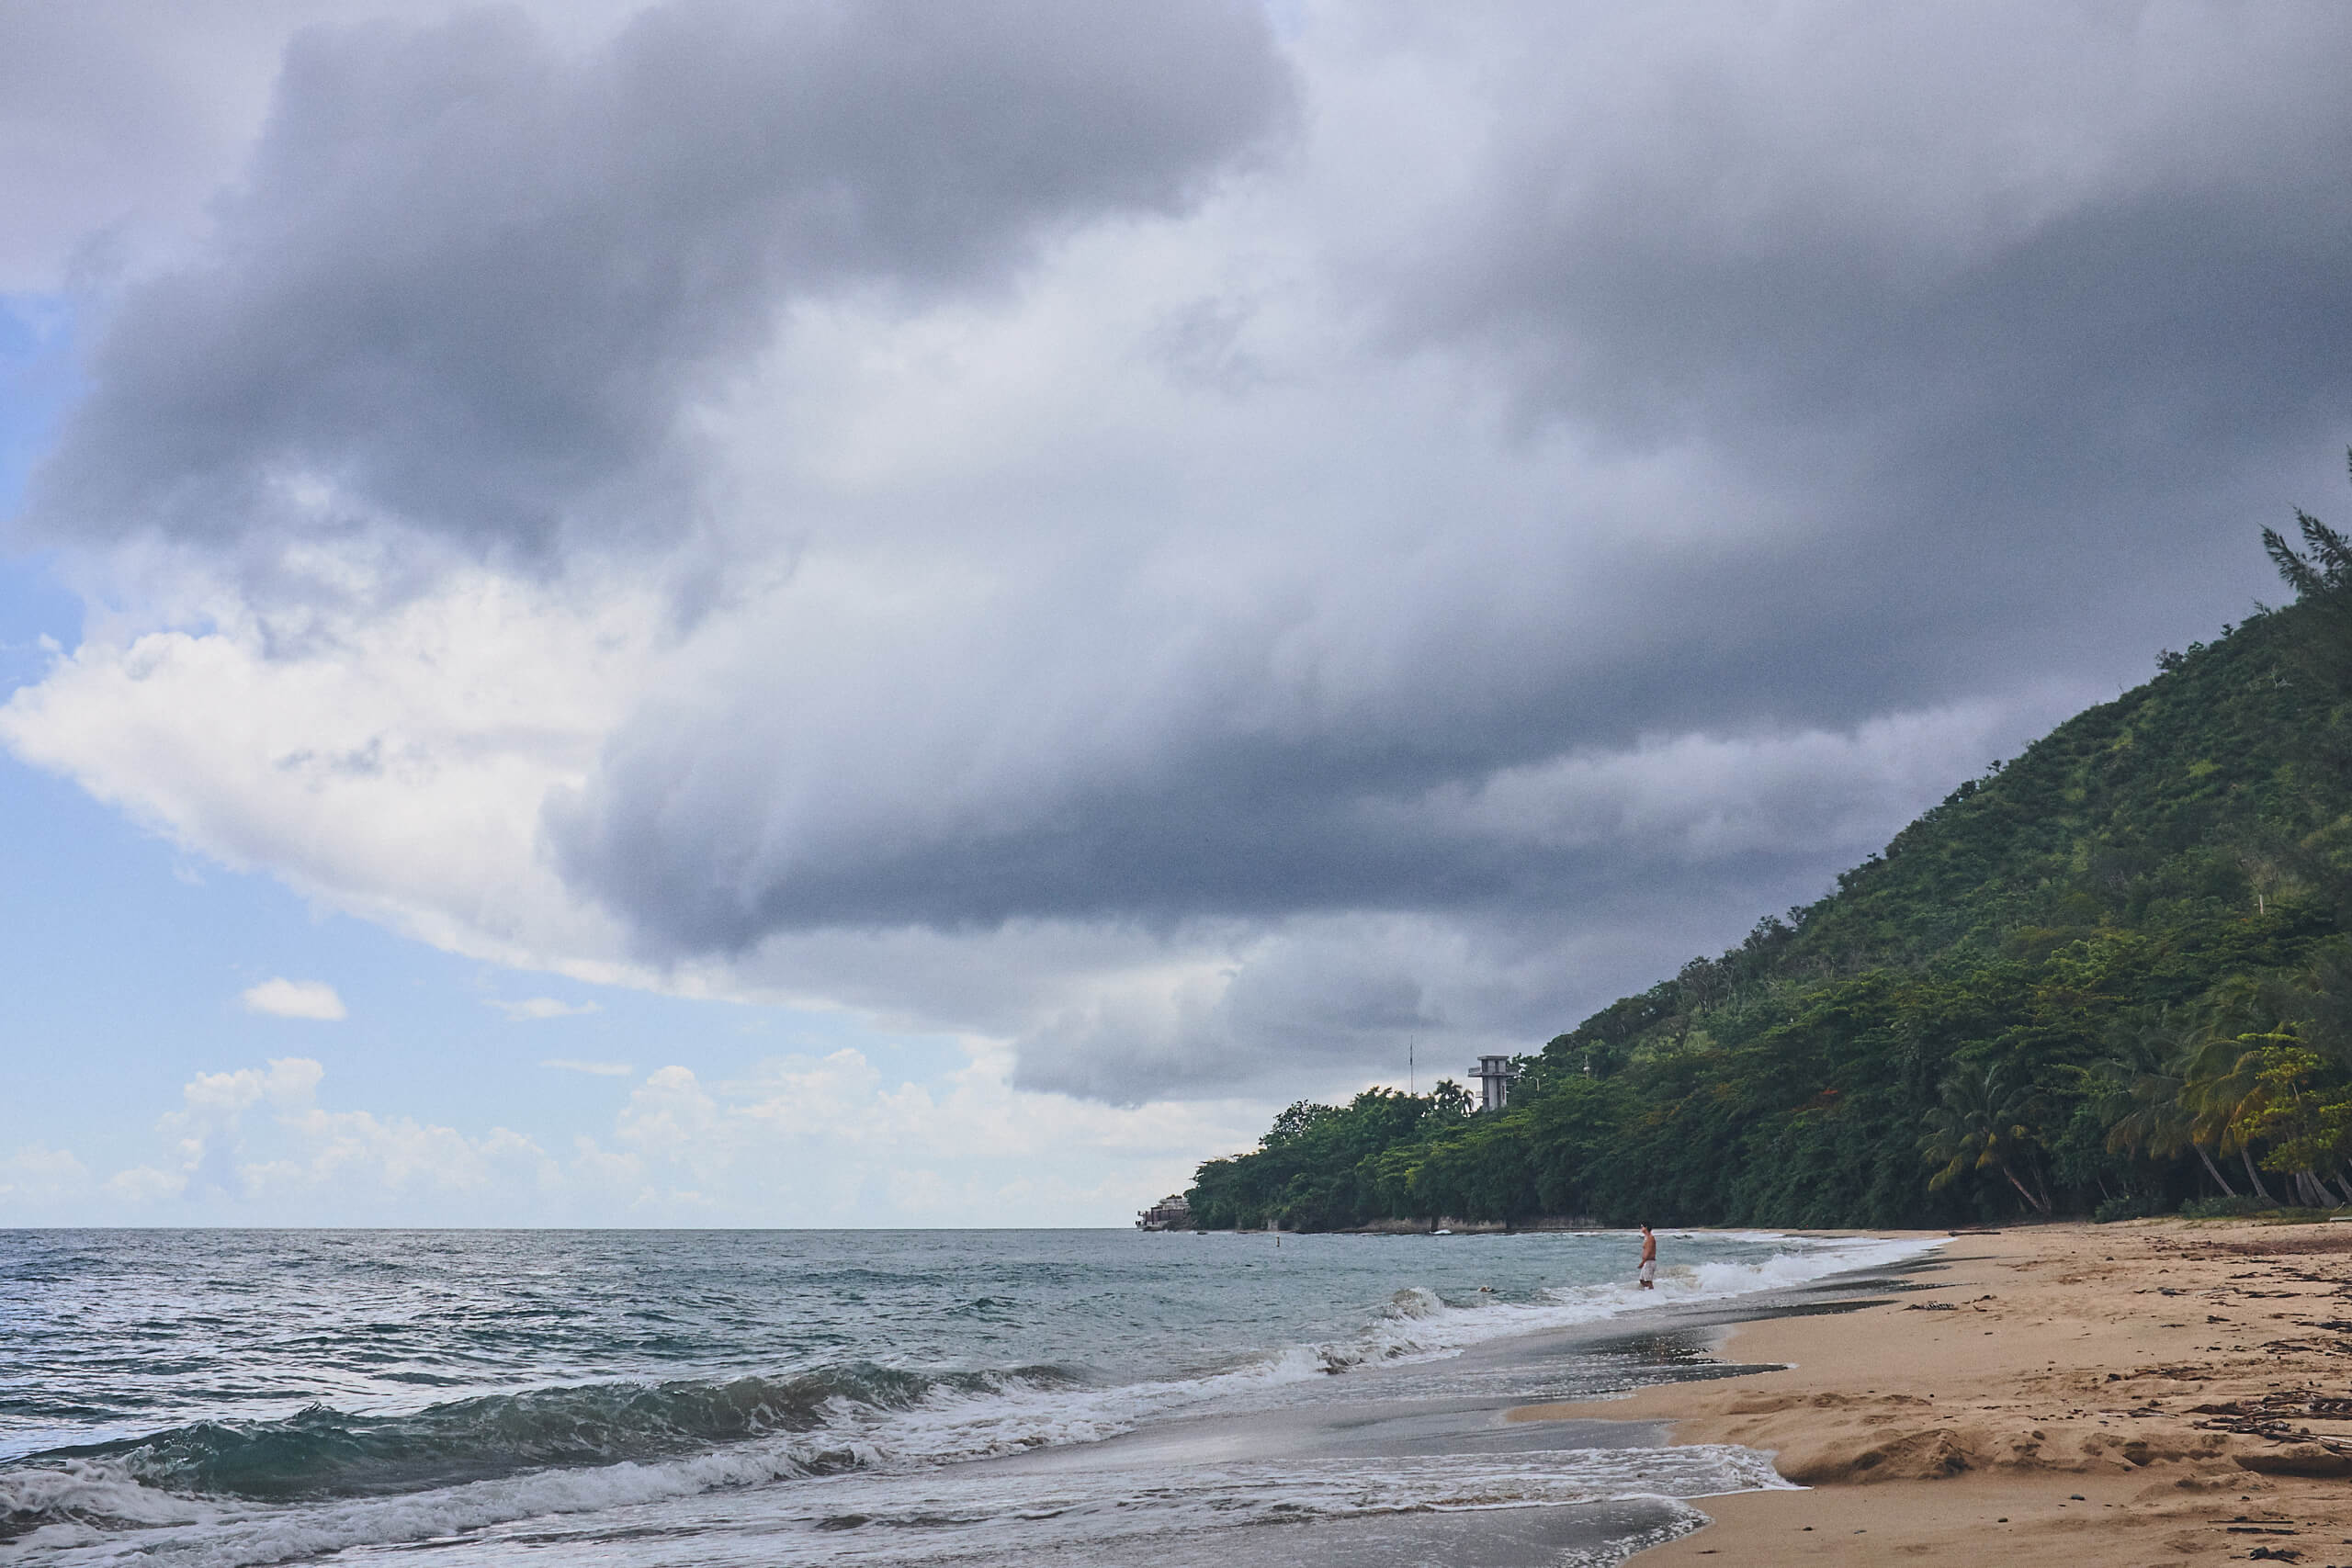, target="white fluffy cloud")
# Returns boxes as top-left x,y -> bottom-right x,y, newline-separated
104,1055 -> 555,1213
496,998 -> 603,1021
239,977 -> 347,1021
0,1144 -> 90,1206
6,571 -> 653,971
574,1044 -> 1262,1223
75,1052 -> 1251,1224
